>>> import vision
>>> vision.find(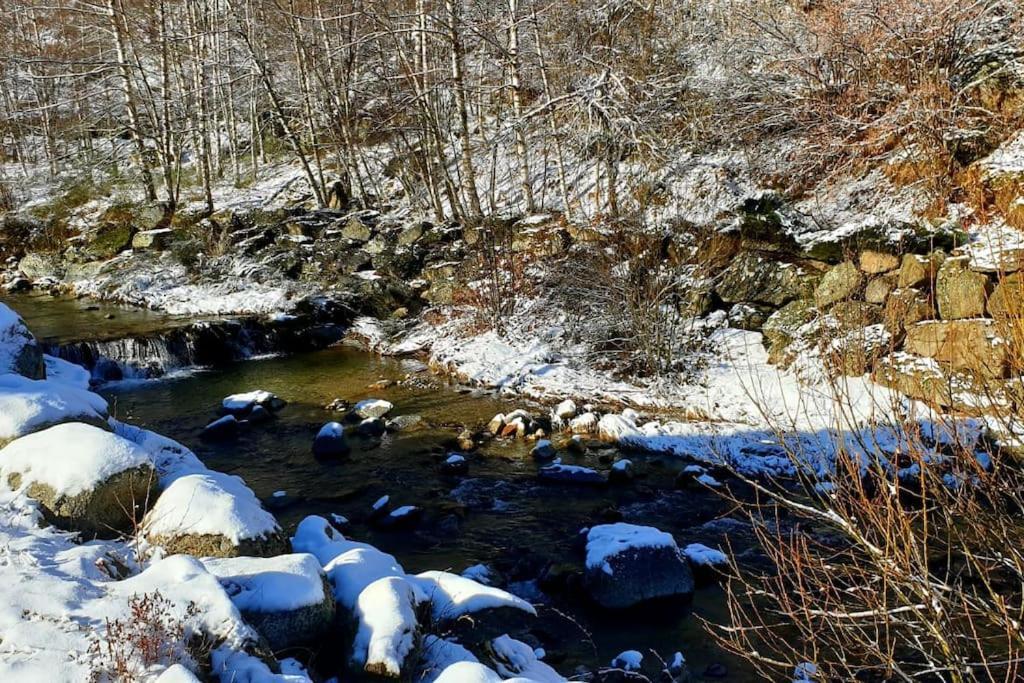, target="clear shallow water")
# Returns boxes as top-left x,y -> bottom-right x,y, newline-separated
5,293 -> 757,679
4,292 -> 197,343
